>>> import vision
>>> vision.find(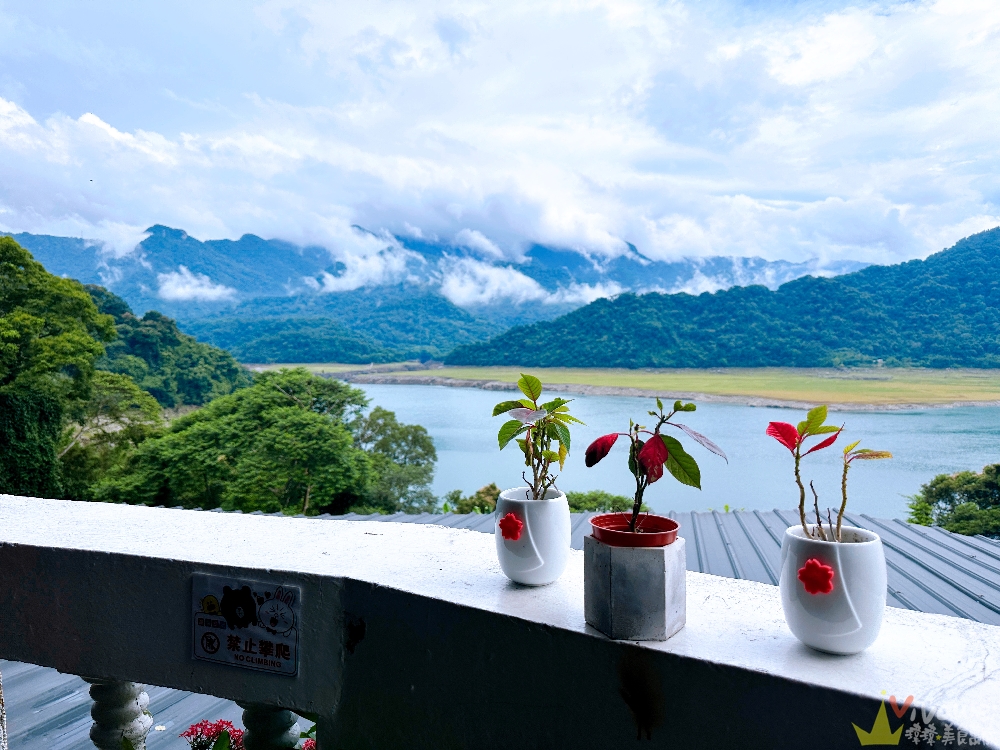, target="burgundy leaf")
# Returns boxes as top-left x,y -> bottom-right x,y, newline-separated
638,434 -> 669,483
671,423 -> 728,462
766,422 -> 800,453
803,429 -> 842,456
585,433 -> 619,467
